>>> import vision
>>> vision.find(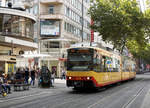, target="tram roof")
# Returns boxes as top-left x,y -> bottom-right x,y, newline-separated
68,46 -> 121,58
69,42 -> 134,60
